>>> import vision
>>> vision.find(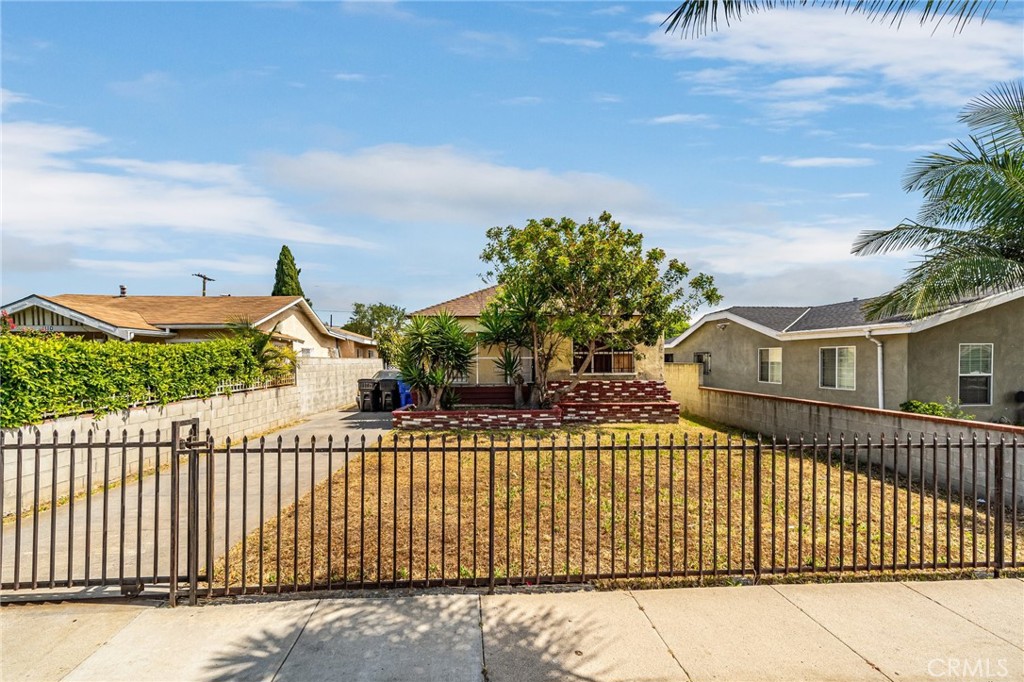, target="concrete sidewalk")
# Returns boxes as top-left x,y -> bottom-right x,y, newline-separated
2,579 -> 1022,682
